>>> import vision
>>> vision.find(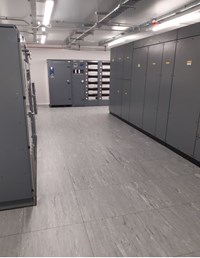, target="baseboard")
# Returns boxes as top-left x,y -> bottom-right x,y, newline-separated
110,112 -> 200,168
0,198 -> 36,211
